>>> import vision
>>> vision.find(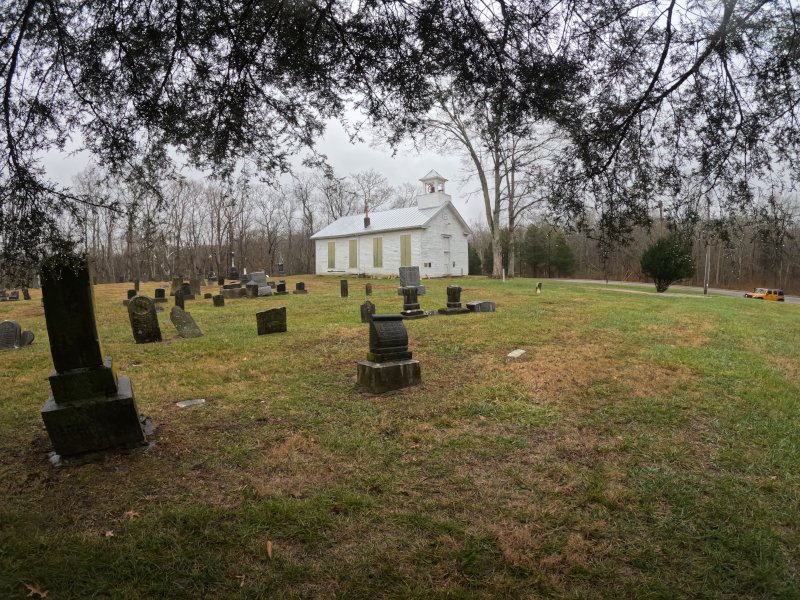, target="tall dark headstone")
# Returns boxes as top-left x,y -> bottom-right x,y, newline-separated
401,286 -> 426,319
365,283 -> 373,296
340,279 -> 349,298
154,287 -> 167,303
40,256 -> 145,456
133,279 -> 140,292
256,307 -> 287,335
439,285 -> 469,315
357,315 -> 421,393
360,300 -> 376,323
217,276 -> 225,286
175,289 -> 185,310
128,296 -> 163,343
275,281 -> 287,295
293,281 -> 307,294
127,289 -> 137,300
